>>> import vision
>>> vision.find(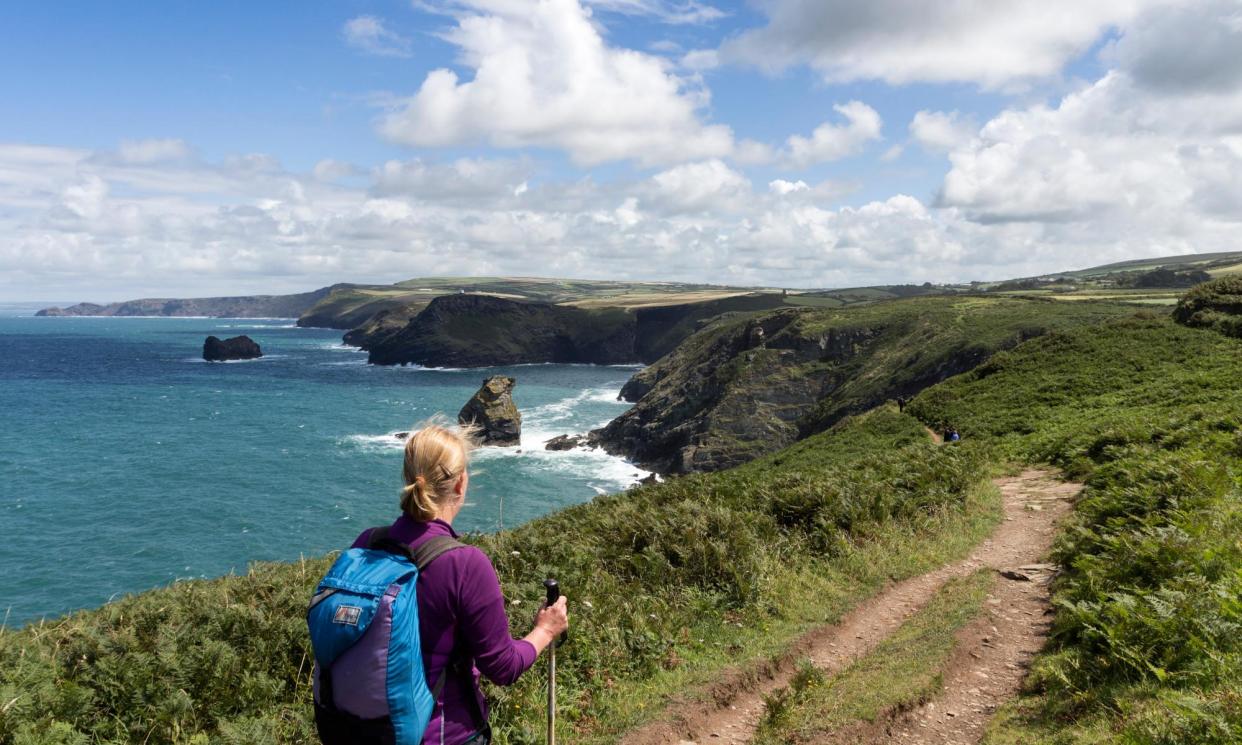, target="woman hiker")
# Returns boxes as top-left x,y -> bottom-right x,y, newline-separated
323,419 -> 569,744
